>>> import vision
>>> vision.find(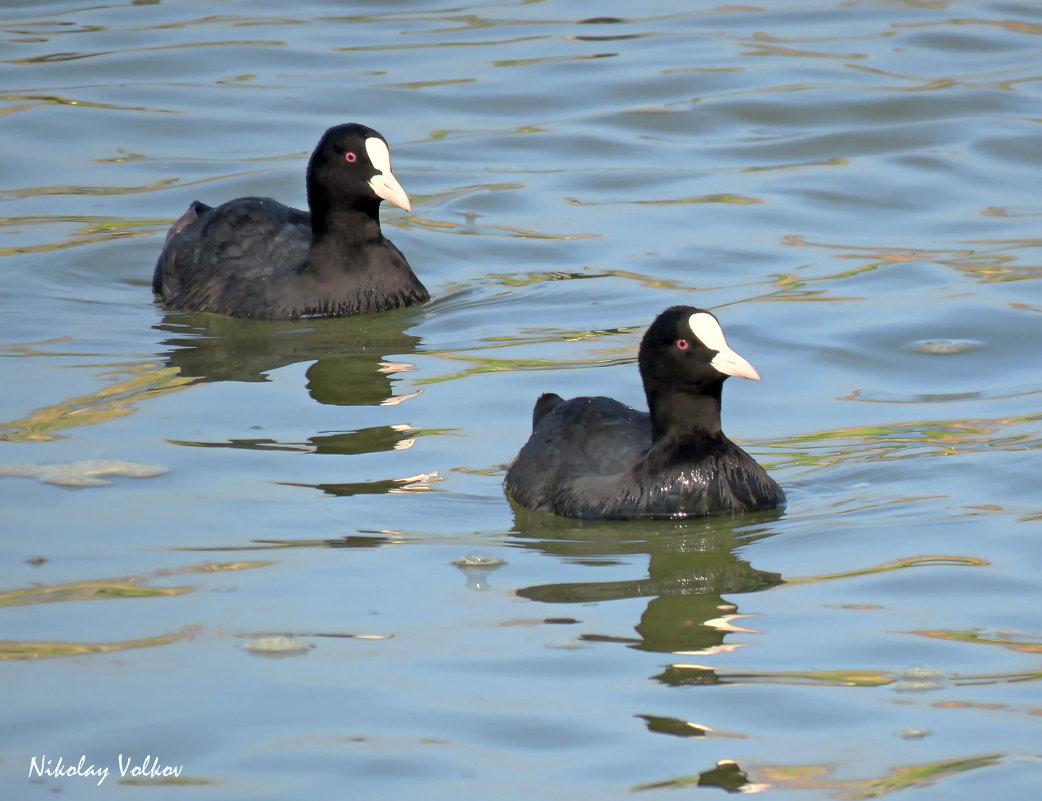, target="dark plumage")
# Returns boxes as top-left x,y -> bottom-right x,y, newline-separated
504,306 -> 785,519
153,123 -> 428,319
